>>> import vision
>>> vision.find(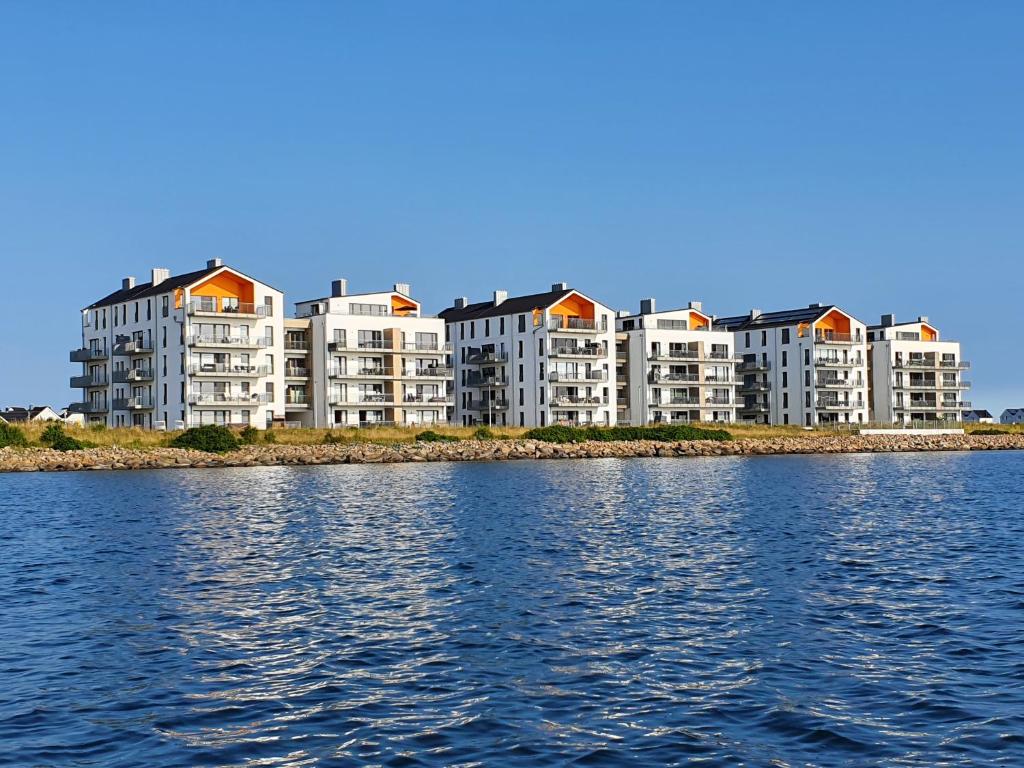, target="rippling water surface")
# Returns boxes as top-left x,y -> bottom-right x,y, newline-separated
2,452 -> 1024,766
